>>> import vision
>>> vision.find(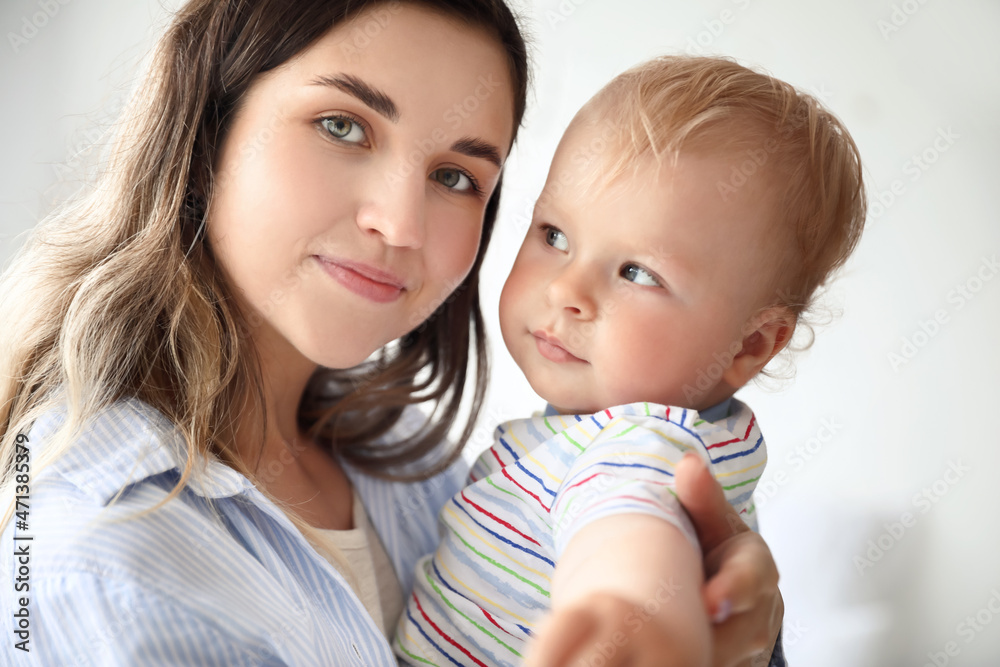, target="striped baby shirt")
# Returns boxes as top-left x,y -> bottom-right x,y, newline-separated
394,398 -> 766,667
